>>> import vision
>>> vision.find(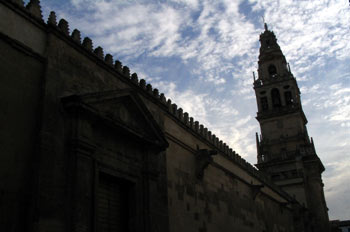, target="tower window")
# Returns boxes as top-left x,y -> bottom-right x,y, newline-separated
260,97 -> 268,111
271,88 -> 281,108
268,65 -> 277,78
284,91 -> 293,105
